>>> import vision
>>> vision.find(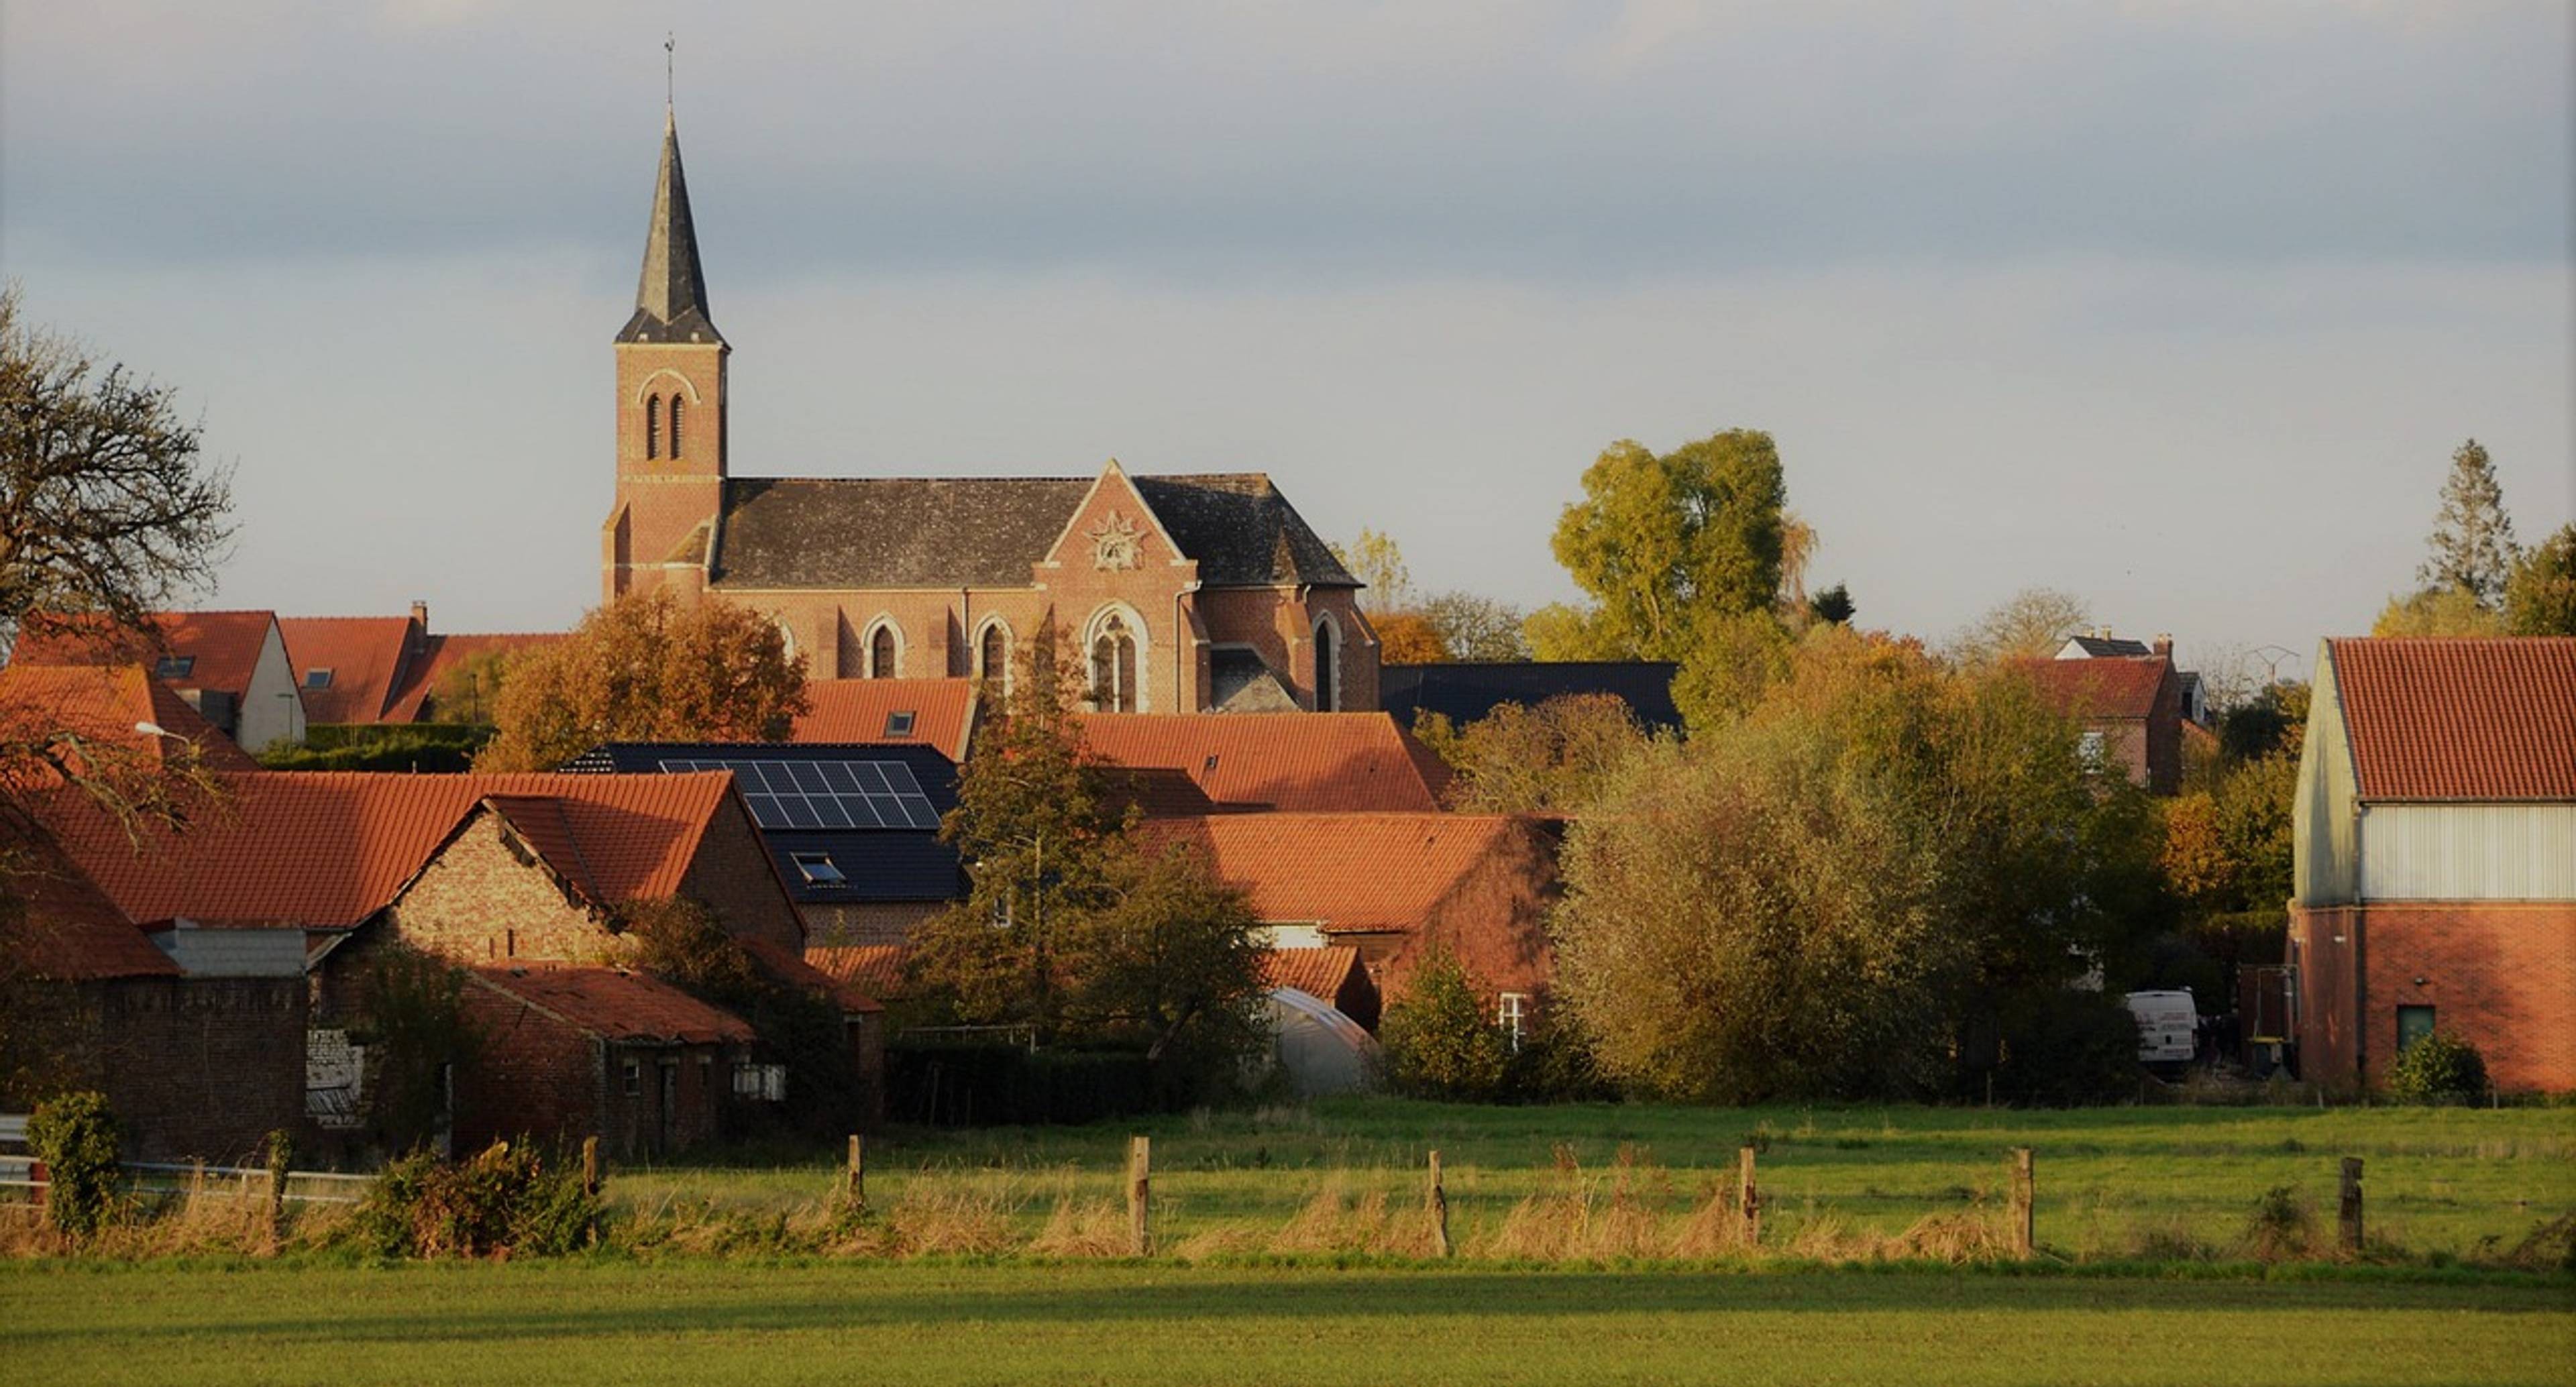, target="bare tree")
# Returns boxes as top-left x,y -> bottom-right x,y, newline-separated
1946,587 -> 2092,668
0,285 -> 234,659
